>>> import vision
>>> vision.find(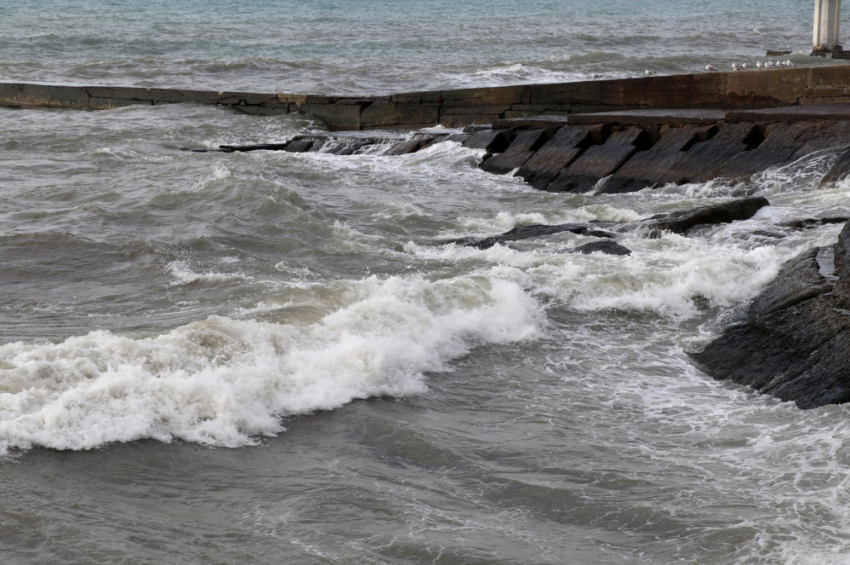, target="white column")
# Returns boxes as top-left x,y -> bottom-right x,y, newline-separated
814,0 -> 842,51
